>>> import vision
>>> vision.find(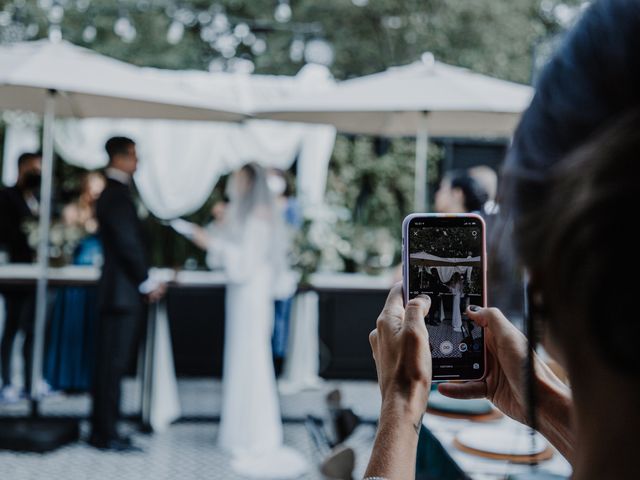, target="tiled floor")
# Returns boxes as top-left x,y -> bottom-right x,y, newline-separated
0,379 -> 380,479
